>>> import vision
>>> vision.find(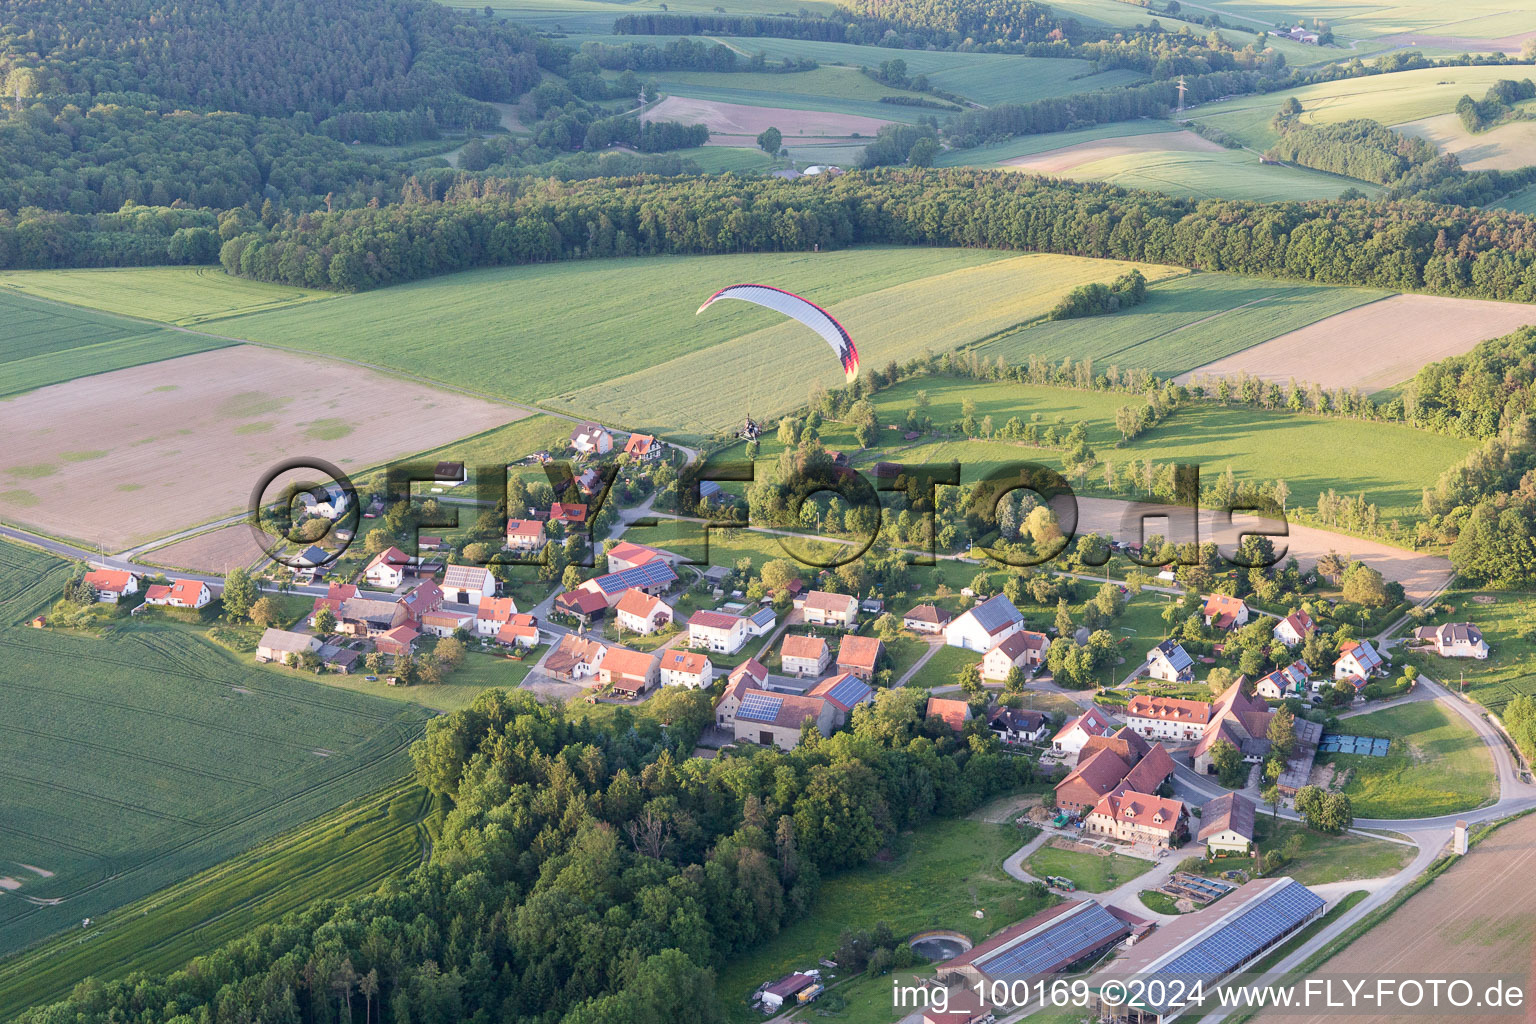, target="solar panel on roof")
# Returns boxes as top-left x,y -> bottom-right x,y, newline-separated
975,903 -> 1128,977
826,676 -> 871,708
737,693 -> 784,724
596,560 -> 678,594
1153,882 -> 1325,986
